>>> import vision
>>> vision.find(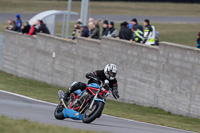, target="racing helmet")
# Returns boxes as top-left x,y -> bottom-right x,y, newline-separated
104,64 -> 118,80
